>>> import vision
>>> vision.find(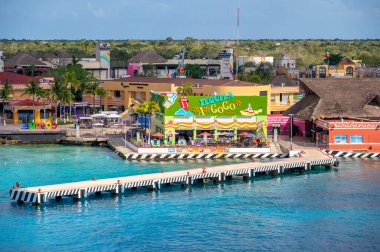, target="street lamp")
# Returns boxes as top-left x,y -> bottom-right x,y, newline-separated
289,114 -> 294,150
